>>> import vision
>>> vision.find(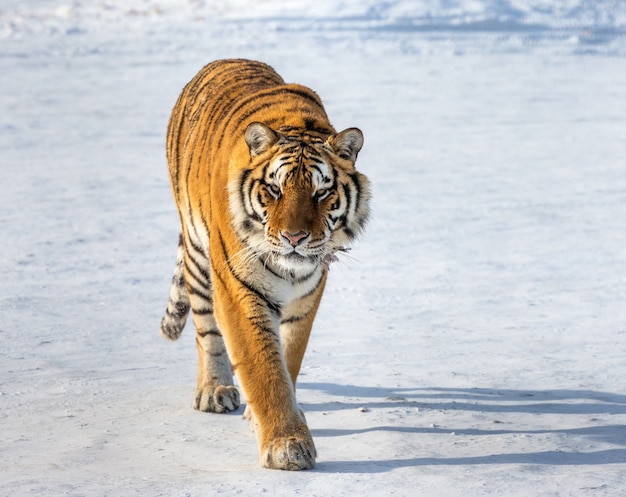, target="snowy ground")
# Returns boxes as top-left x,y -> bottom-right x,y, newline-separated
1,1 -> 626,496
